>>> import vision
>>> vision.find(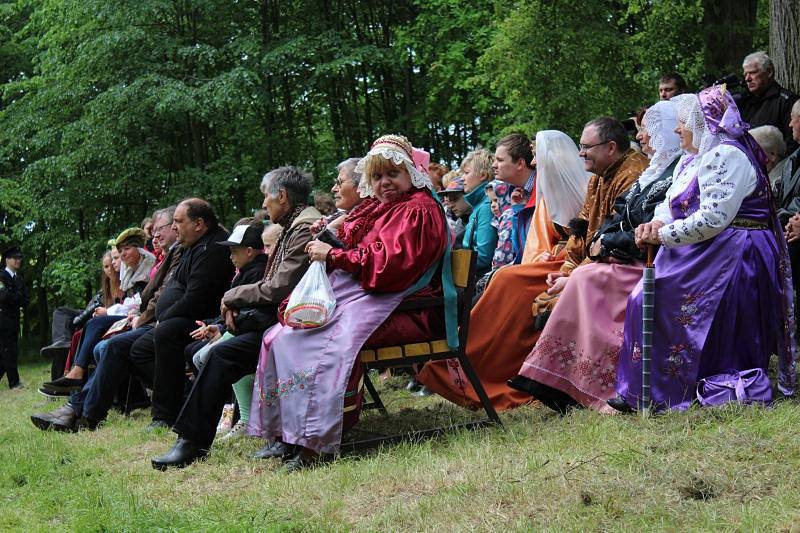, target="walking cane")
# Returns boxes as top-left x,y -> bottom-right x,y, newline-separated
641,244 -> 656,416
